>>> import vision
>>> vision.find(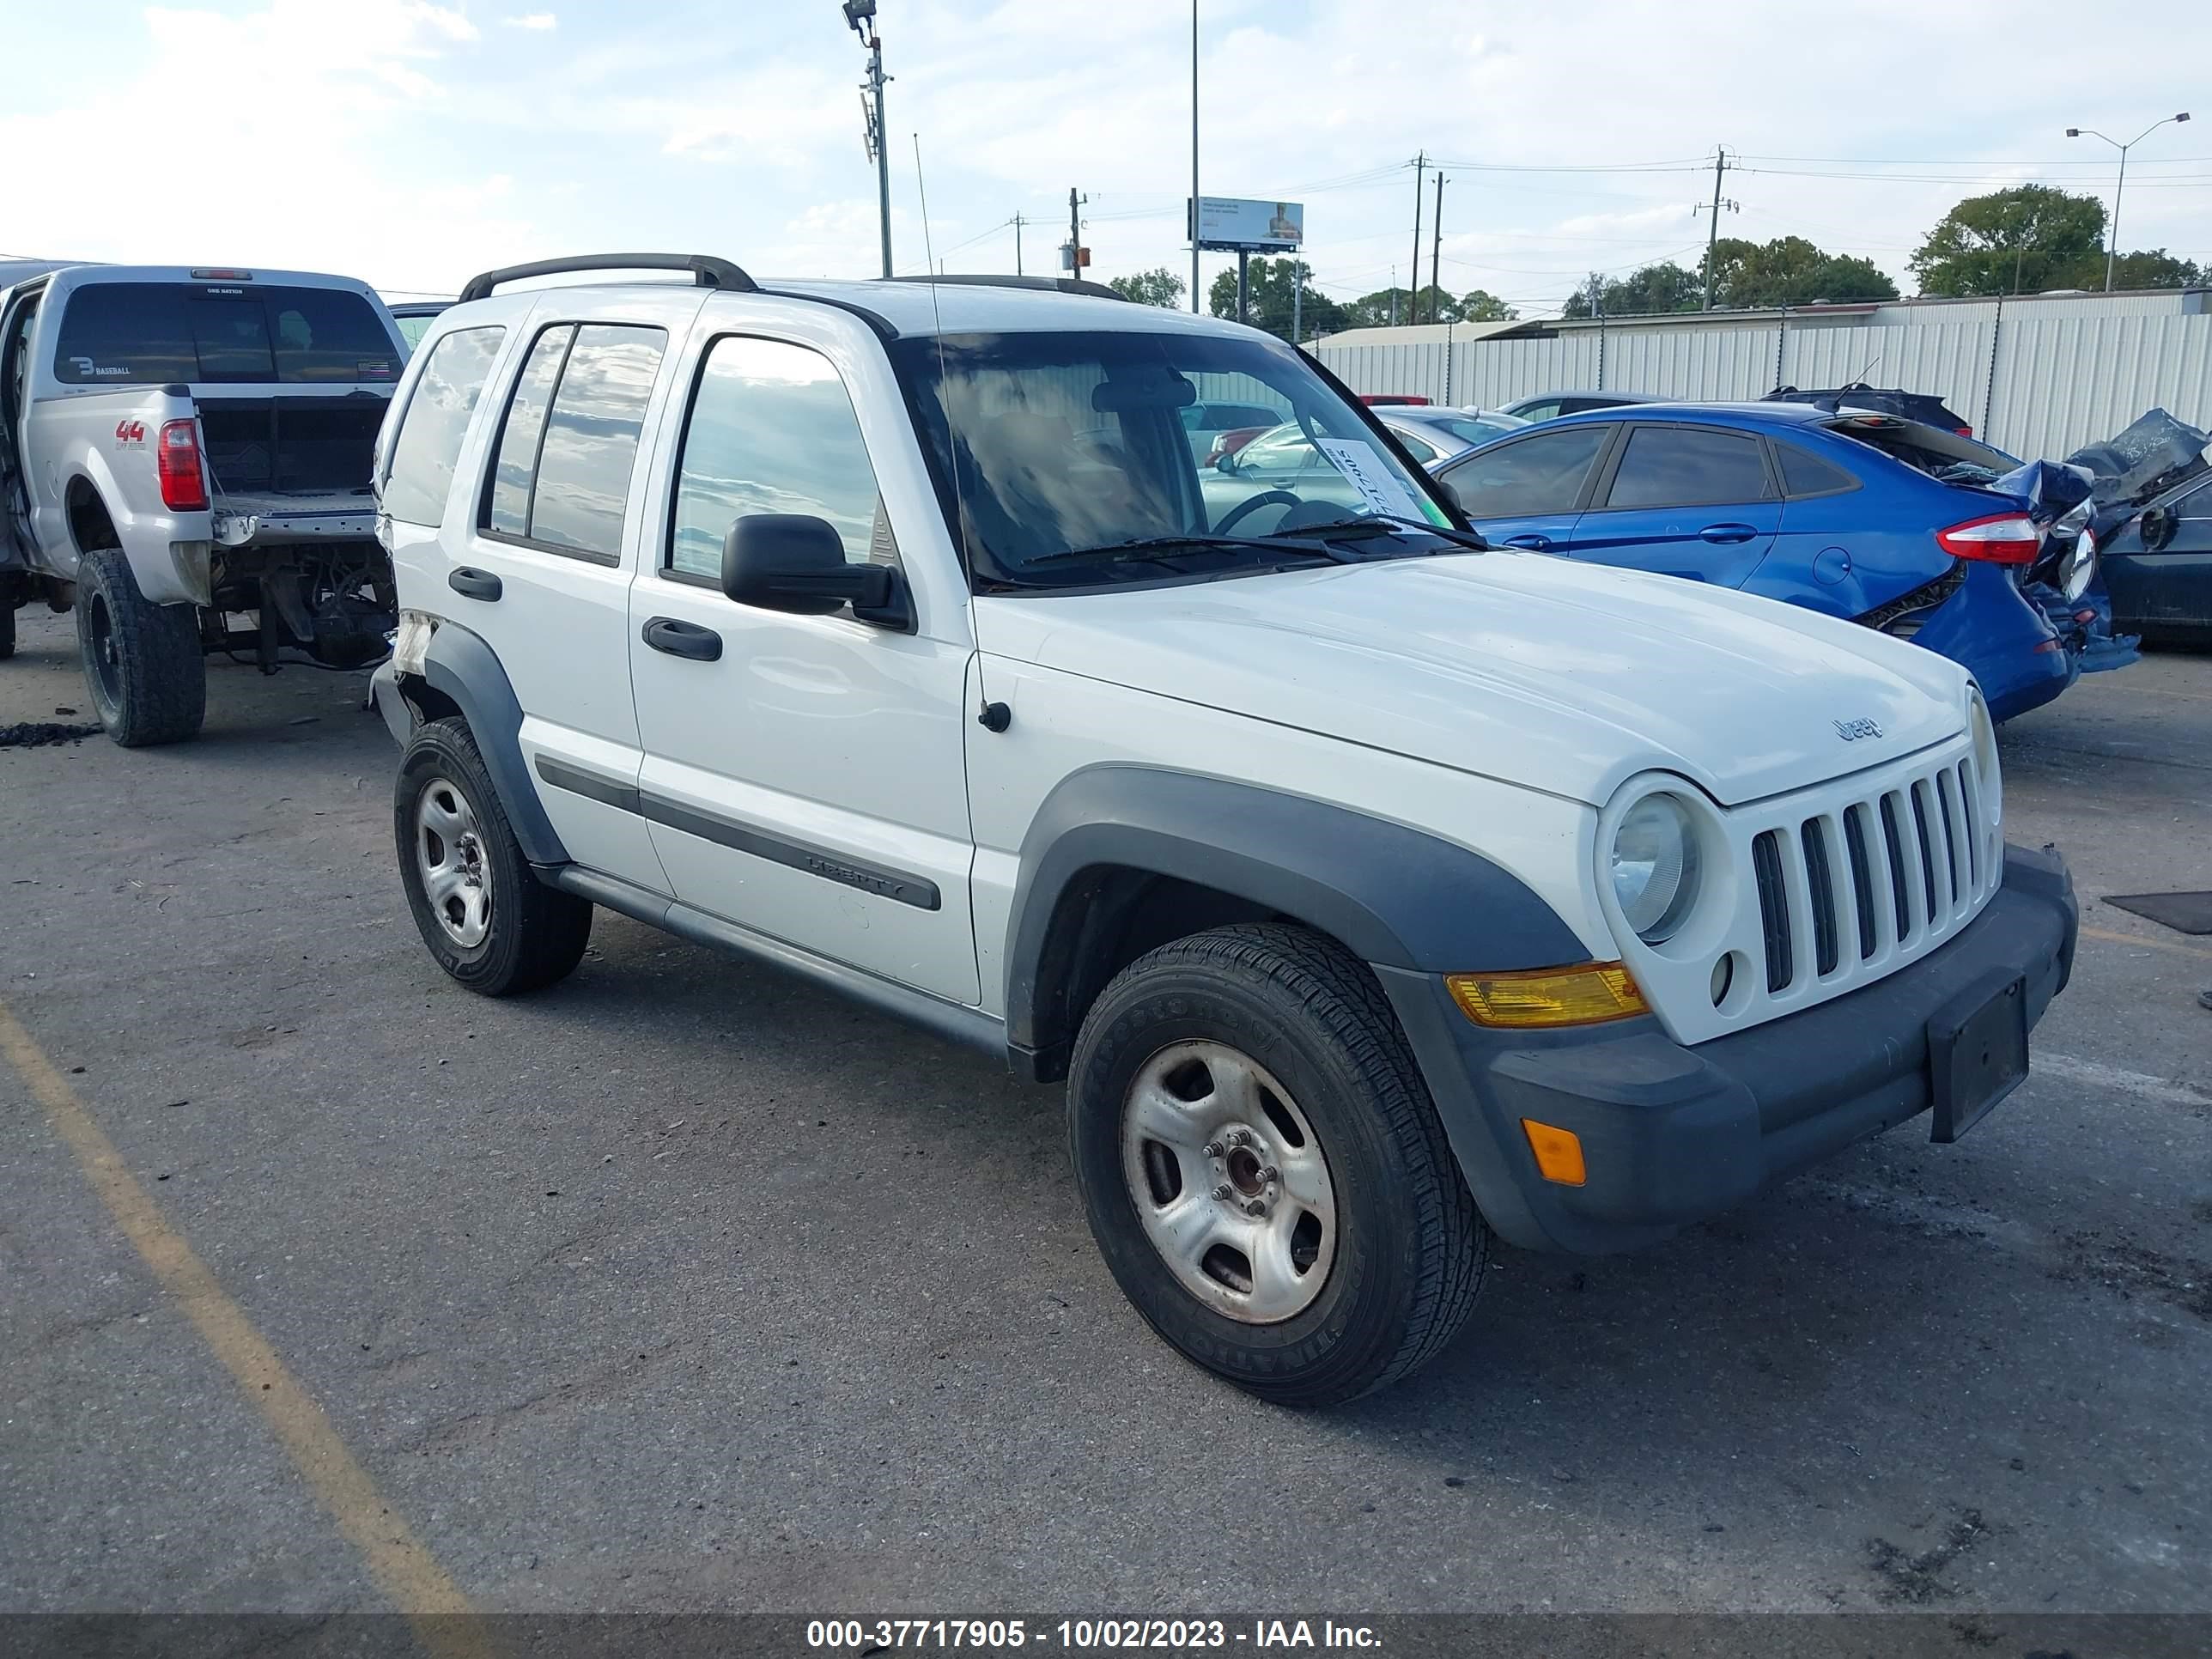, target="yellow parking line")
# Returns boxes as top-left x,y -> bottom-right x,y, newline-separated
0,1000 -> 489,1658
2079,922 -> 2212,963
